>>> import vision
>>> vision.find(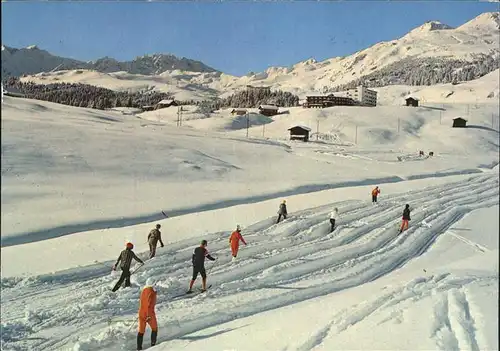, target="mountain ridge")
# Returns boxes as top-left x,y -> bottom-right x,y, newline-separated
1,45 -> 219,78
5,11 -> 499,100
